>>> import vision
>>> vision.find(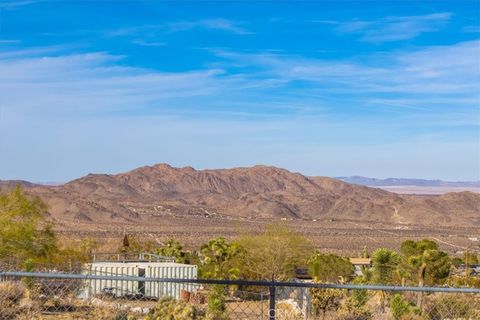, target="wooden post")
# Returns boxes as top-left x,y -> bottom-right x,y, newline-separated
465,246 -> 469,278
